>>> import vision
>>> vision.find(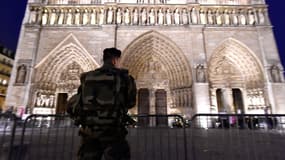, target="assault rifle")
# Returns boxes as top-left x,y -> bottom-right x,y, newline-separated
122,114 -> 137,126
